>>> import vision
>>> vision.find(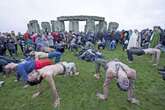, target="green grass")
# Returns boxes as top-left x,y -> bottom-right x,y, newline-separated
0,45 -> 165,110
